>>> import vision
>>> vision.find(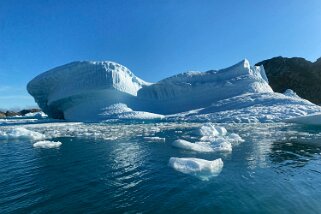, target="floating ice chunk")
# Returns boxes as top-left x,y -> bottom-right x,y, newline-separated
143,136 -> 166,143
197,123 -> 227,140
172,139 -> 214,152
33,140 -> 62,148
228,133 -> 245,144
172,138 -> 232,153
169,157 -> 223,181
0,127 -> 45,141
